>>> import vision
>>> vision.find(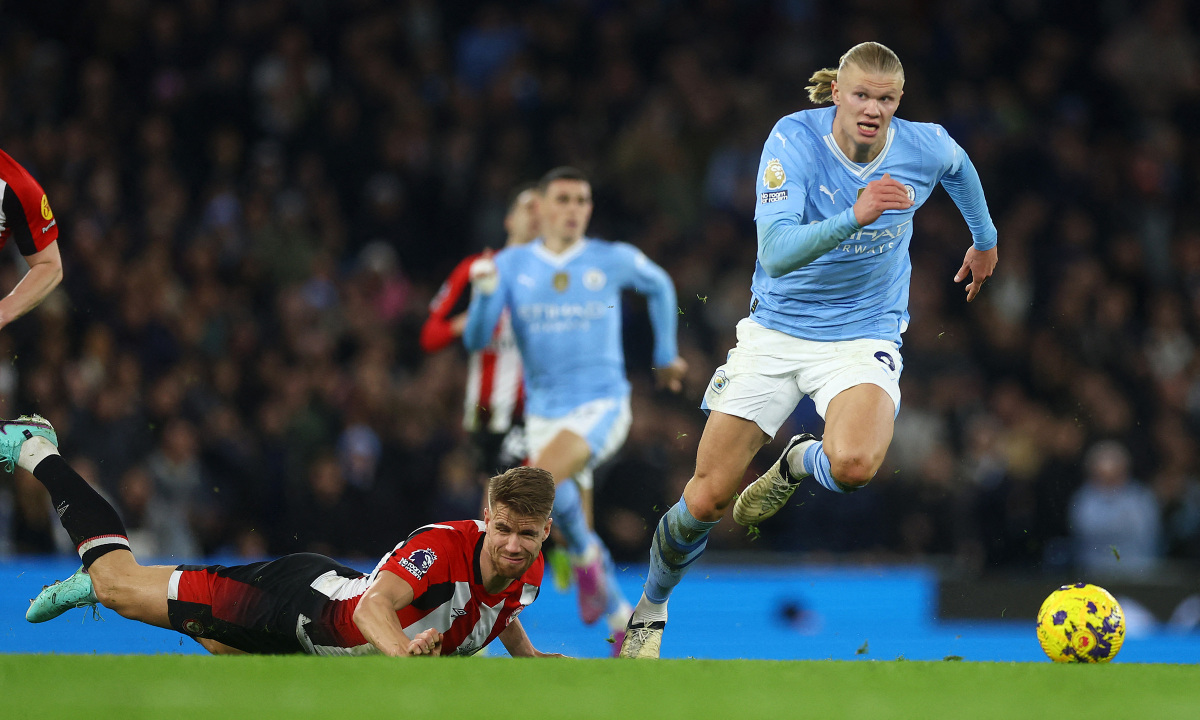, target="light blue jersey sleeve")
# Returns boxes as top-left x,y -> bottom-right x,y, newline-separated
462,255 -> 509,352
612,242 -> 679,367
752,118 -> 863,278
935,127 -> 998,251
